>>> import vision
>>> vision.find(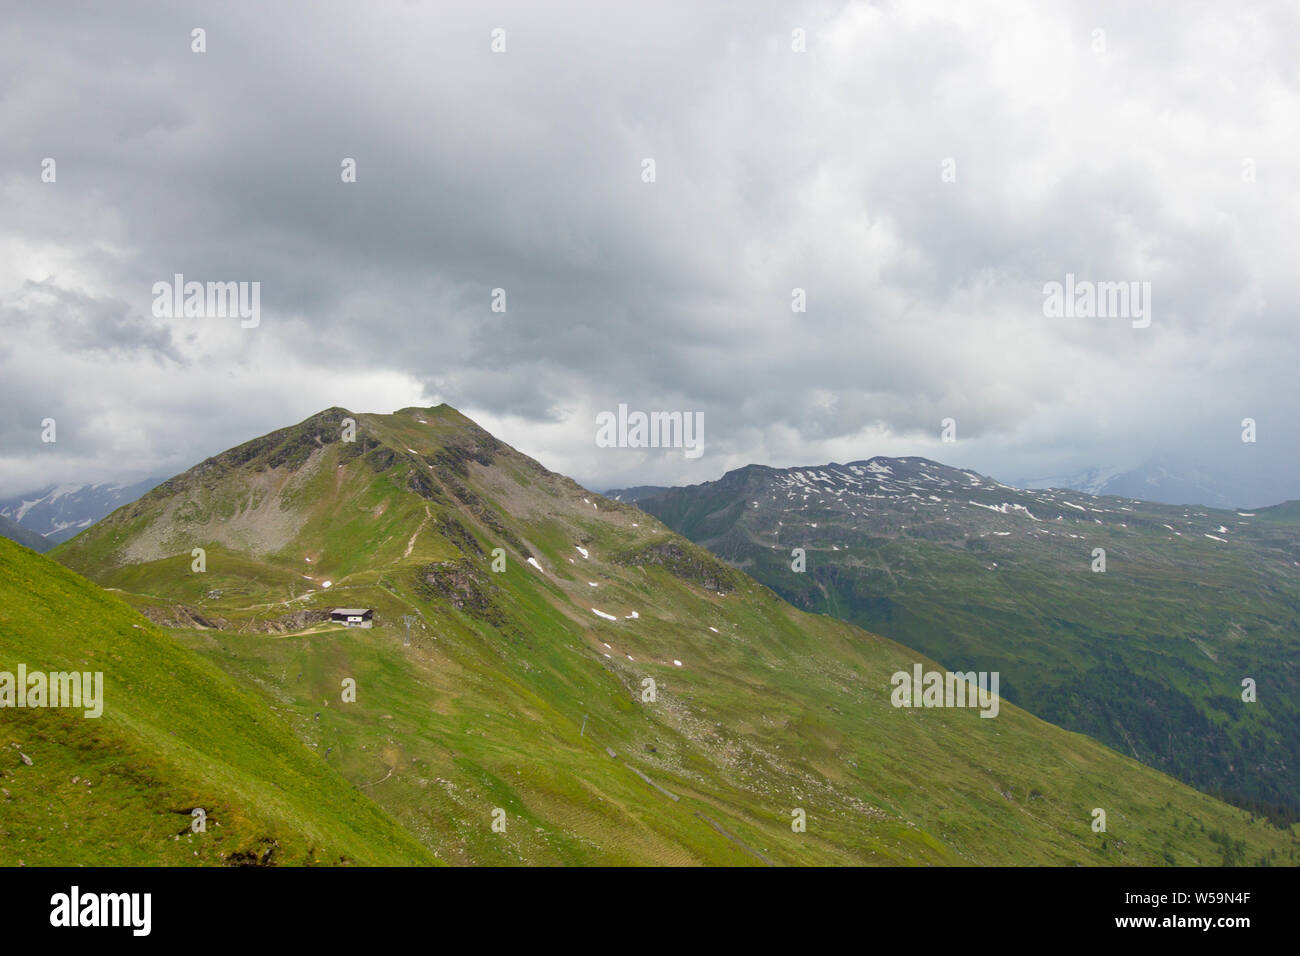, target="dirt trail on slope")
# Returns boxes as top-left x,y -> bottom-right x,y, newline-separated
404,505 -> 432,558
